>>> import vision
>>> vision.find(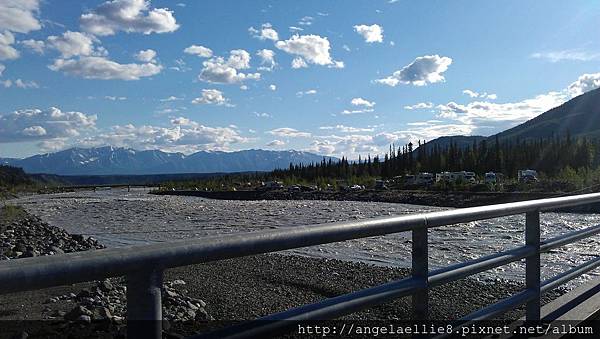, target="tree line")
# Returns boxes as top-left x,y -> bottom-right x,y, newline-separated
272,135 -> 599,181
